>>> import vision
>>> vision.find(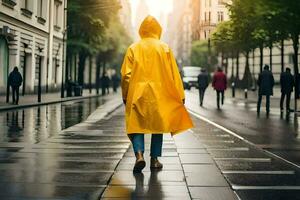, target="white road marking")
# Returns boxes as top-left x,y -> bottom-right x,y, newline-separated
214,158 -> 271,162
188,109 -> 300,169
232,185 -> 300,190
222,170 -> 295,175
